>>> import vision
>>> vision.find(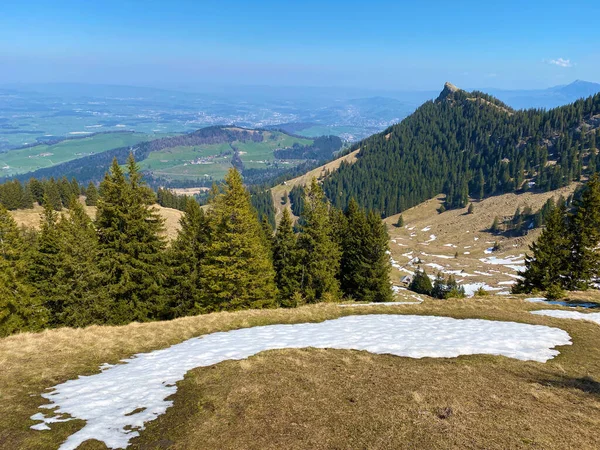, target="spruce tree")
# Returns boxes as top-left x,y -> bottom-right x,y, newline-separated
96,155 -> 166,324
395,214 -> 404,228
52,198 -> 106,327
199,168 -> 277,311
272,209 -> 302,305
513,203 -> 570,293
409,268 -> 433,295
85,182 -> 99,206
165,200 -> 210,318
566,174 -> 600,289
340,199 -> 392,302
0,205 -> 47,336
297,179 -> 341,302
27,195 -> 62,309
